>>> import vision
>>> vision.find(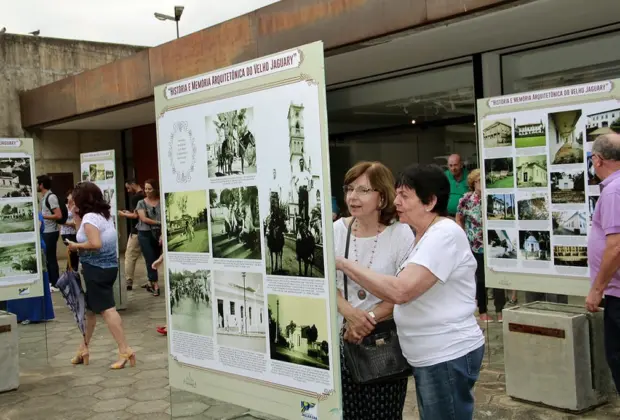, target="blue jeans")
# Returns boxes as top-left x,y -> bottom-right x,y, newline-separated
137,231 -> 161,282
412,344 -> 485,420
